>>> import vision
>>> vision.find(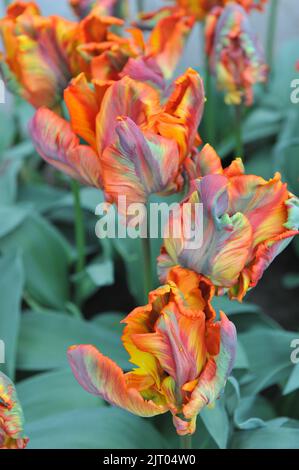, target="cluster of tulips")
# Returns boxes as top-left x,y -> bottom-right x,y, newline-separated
0,0 -> 298,449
